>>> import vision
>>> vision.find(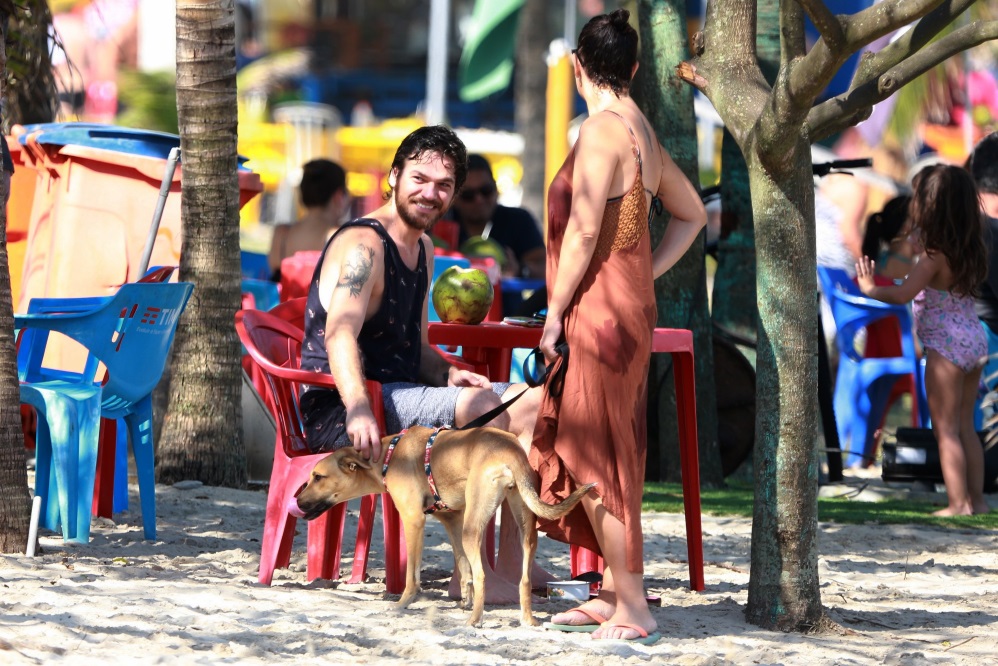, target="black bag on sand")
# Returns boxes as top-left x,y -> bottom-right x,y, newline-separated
882,427 -> 998,493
